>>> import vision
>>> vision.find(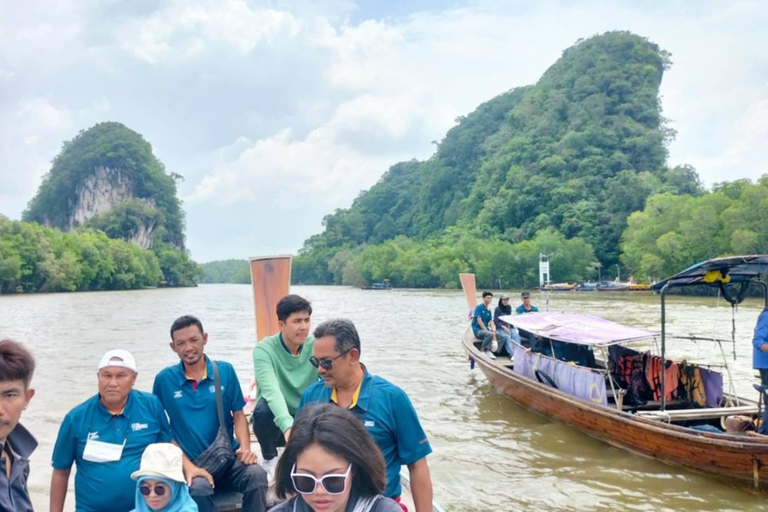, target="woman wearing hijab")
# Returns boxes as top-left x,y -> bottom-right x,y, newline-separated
271,404 -> 402,512
493,294 -> 520,356
130,443 -> 198,512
